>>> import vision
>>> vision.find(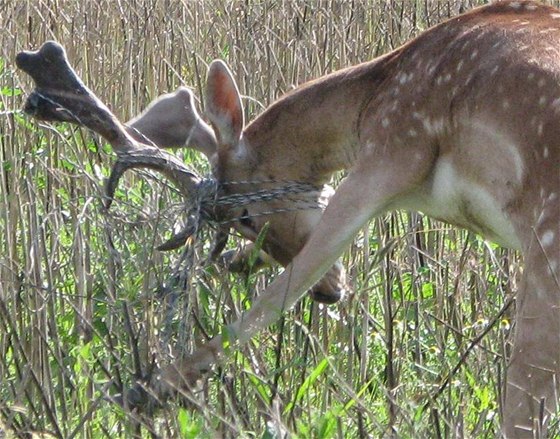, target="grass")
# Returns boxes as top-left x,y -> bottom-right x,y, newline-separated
0,1 -> 559,438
